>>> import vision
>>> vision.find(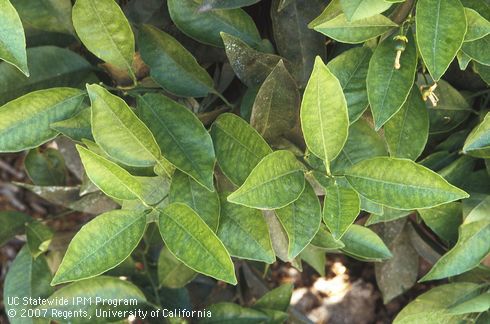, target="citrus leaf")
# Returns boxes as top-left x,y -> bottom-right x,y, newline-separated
341,224 -> 392,261
393,282 -> 481,323
0,46 -> 94,105
51,108 -> 93,142
200,0 -> 260,11
0,88 -> 85,152
218,193 -> 275,263
276,182 -> 322,260
310,224 -> 345,250
4,246 -> 53,324
270,0 -> 326,87
77,145 -> 144,201
420,220 -> 490,281
327,46 -> 372,123
72,0 -> 135,74
167,0 -> 261,47
210,113 -> 272,186
136,93 -> 215,190
416,0 -> 467,80
158,246 -> 196,289
463,111 -> 490,158
24,148 -> 66,186
448,292 -> 490,315
10,0 -> 74,34
331,119 -> 387,175
250,60 -> 300,142
138,24 -> 215,97
464,35 -> 490,65
367,32 -> 418,130
301,56 -> 349,167
254,283 -> 293,312
339,0 -> 392,22
169,170 -> 220,231
52,210 -> 147,285
88,84 -> 168,172
25,221 -> 53,258
0,0 -> 28,75
221,32 -> 282,87
323,182 -> 360,240
345,157 -> 469,210
40,277 -> 146,323
0,211 -> 32,246
227,150 -> 305,209
384,85 -> 429,160
418,202 -> 462,245
464,8 -> 490,42
158,203 -> 237,284
313,13 -> 397,44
